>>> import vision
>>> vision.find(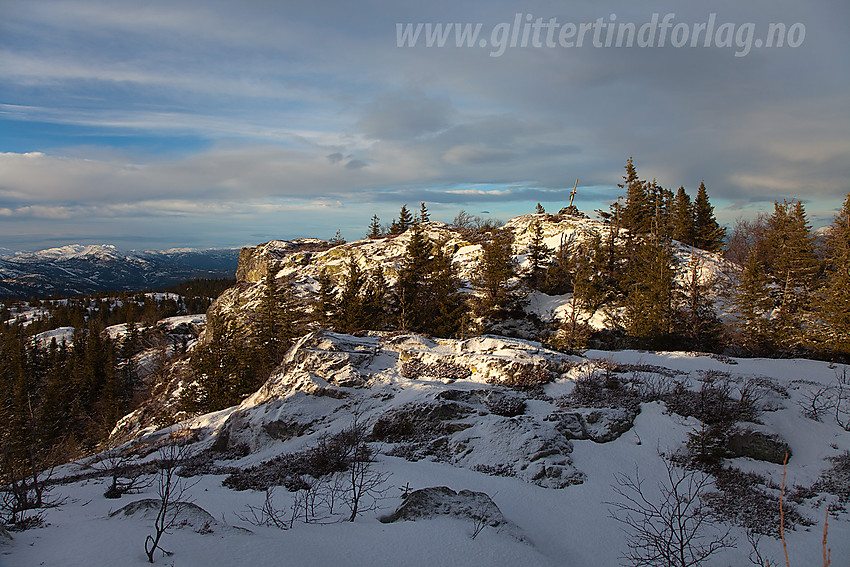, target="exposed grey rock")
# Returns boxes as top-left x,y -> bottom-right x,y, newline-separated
370,400 -> 474,442
212,391 -> 340,452
435,389 -> 525,416
449,416 -> 584,489
120,331 -> 590,486
727,428 -> 791,464
551,412 -> 586,439
579,408 -> 636,443
381,486 -> 504,525
379,486 -> 525,541
262,420 -> 308,441
236,239 -> 329,283
547,407 -> 636,443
